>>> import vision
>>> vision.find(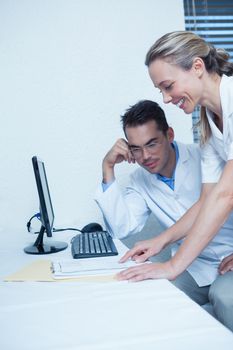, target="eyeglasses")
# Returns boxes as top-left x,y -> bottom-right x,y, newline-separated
129,141 -> 162,159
